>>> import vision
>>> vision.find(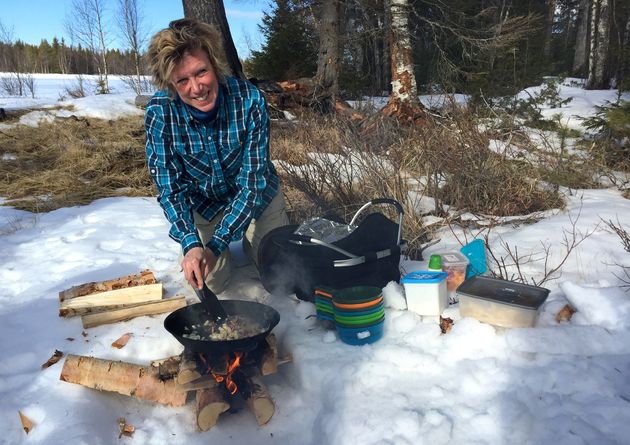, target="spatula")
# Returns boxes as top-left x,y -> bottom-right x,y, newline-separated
193,283 -> 228,322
